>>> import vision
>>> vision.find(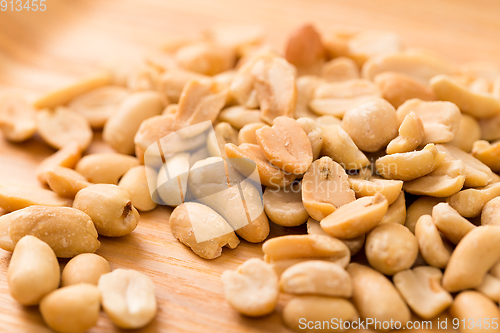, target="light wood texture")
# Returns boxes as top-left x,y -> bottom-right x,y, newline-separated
1,0 -> 500,332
